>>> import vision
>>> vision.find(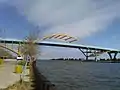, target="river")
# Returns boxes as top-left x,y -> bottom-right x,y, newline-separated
36,60 -> 120,90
